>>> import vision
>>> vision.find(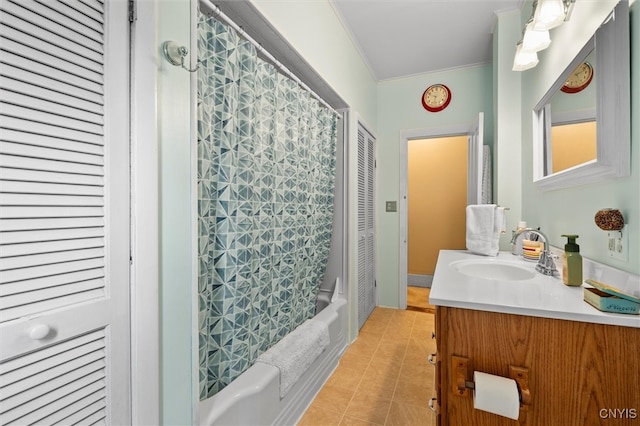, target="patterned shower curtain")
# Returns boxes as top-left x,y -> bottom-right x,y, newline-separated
197,14 -> 338,399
